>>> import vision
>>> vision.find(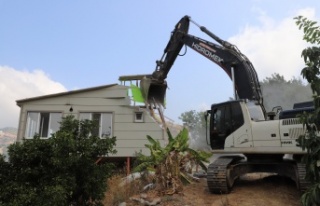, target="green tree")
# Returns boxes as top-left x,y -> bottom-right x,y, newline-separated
295,16 -> 320,206
261,73 -> 312,113
0,115 -> 117,206
179,110 -> 210,150
134,128 -> 211,195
